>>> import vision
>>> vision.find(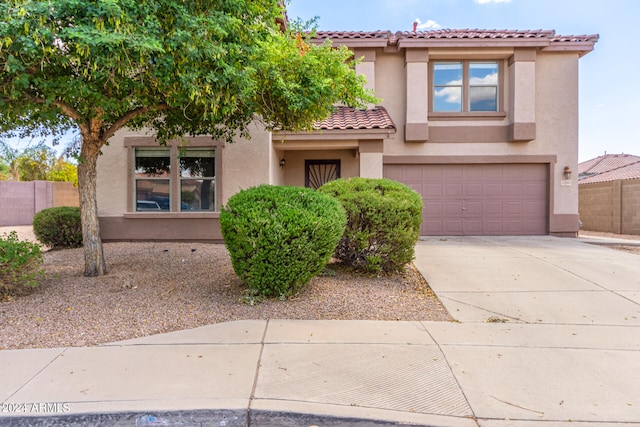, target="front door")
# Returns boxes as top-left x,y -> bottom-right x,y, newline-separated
305,160 -> 341,189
